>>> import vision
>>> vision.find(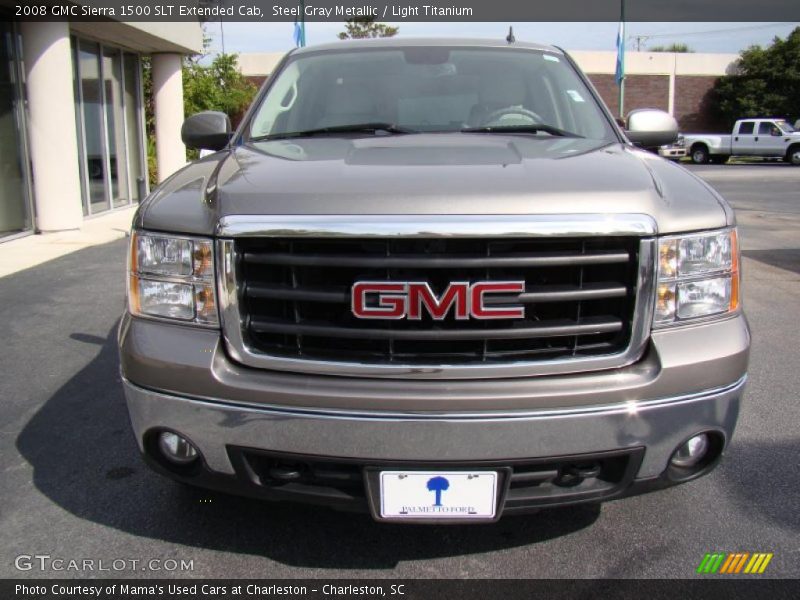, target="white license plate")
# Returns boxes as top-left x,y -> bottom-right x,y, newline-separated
379,471 -> 498,519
